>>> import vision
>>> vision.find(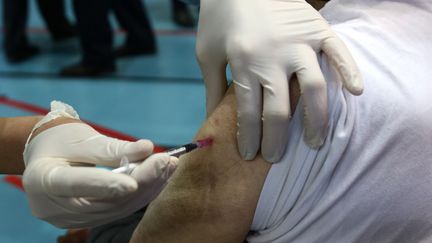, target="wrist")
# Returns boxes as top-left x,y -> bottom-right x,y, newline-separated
24,101 -> 81,158
30,117 -> 83,141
